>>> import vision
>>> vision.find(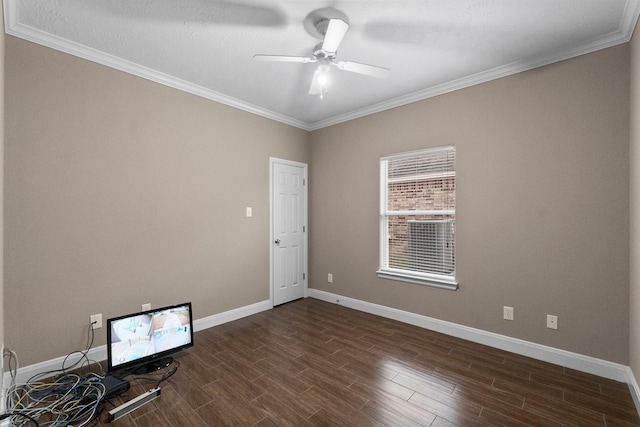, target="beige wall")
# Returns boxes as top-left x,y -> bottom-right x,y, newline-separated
310,45 -> 630,363
1,4 -> 5,349
630,23 -> 640,383
4,30 -> 633,368
5,36 -> 310,366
